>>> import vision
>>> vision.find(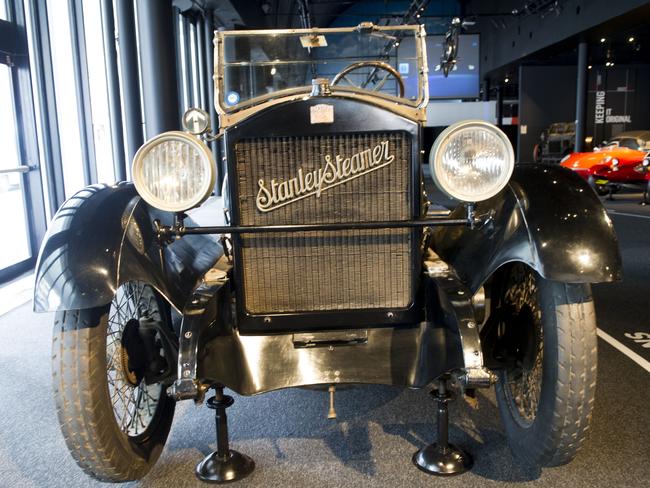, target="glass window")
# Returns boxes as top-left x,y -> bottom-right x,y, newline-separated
189,21 -> 200,107
47,0 -> 86,198
217,26 -> 425,112
0,64 -> 31,268
24,0 -> 52,220
82,0 -> 115,183
0,0 -> 7,21
0,67 -> 21,183
619,138 -> 640,150
177,14 -> 190,109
